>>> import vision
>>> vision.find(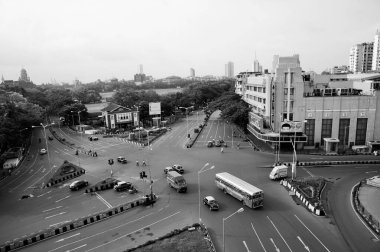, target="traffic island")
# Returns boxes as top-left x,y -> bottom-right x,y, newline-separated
0,197 -> 151,252
85,177 -> 120,193
124,223 -> 215,252
281,177 -> 326,216
45,160 -> 85,188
